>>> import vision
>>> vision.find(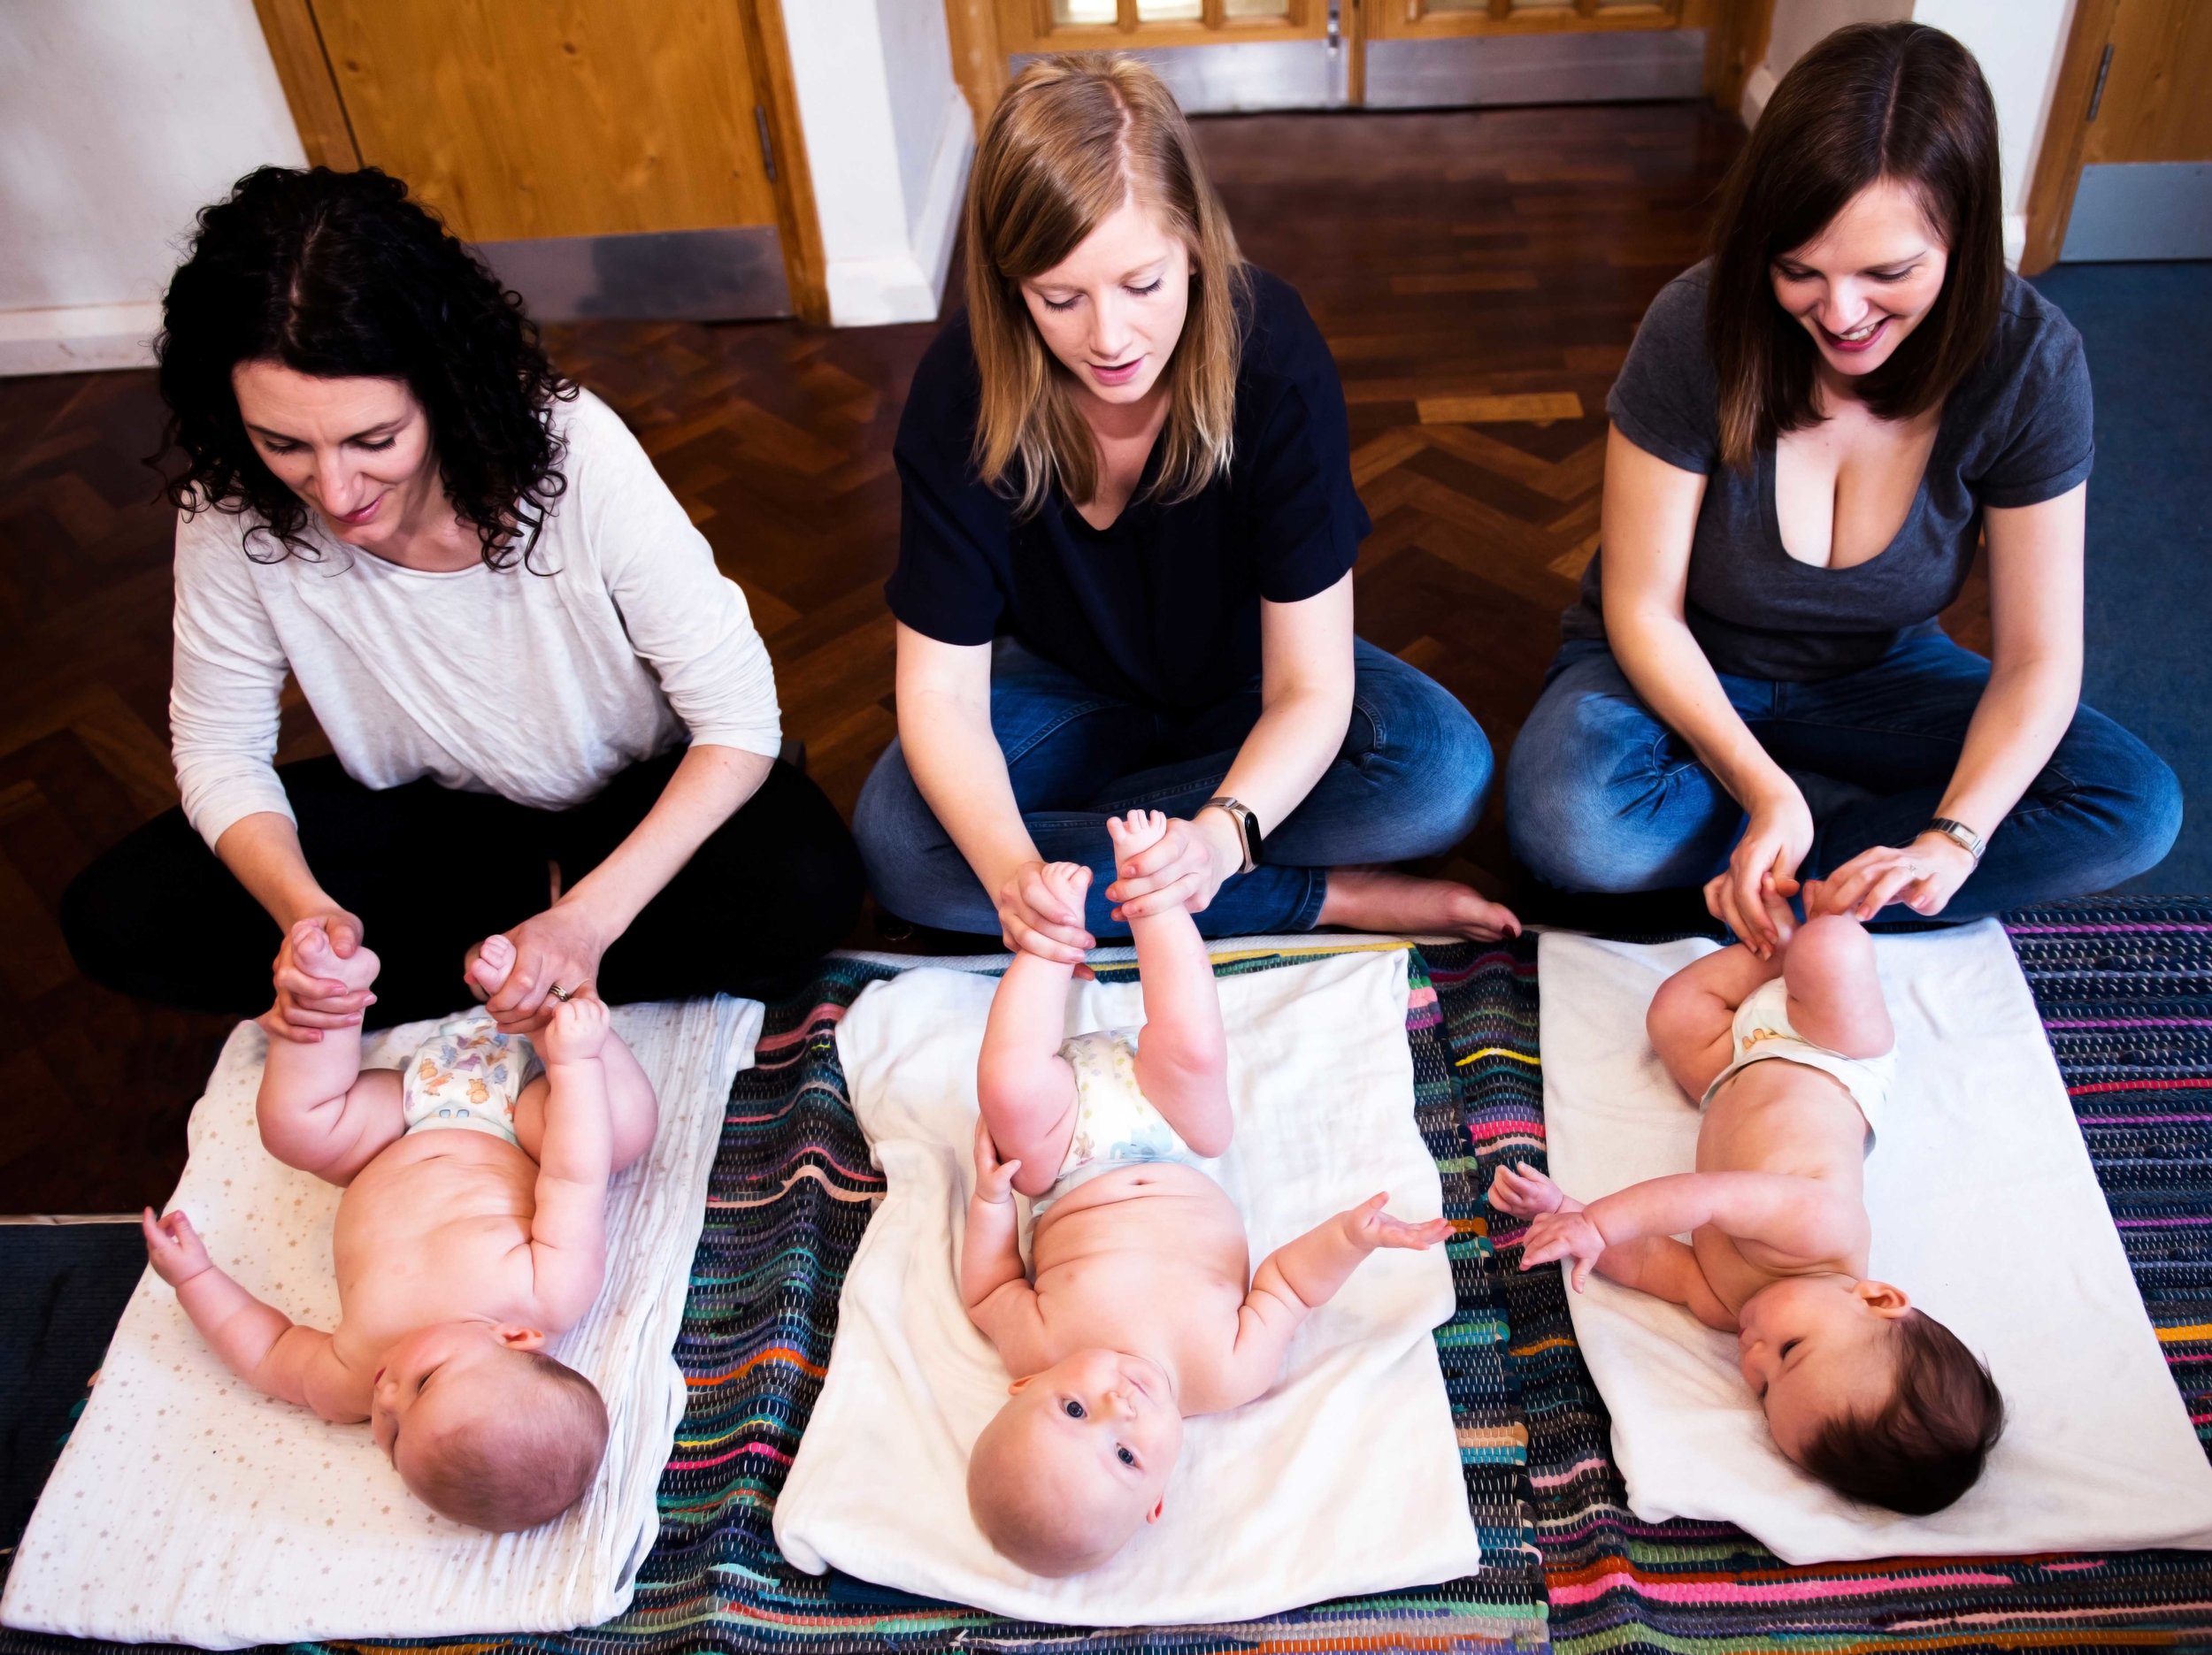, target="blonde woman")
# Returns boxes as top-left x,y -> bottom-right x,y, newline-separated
856,55 -> 1518,962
